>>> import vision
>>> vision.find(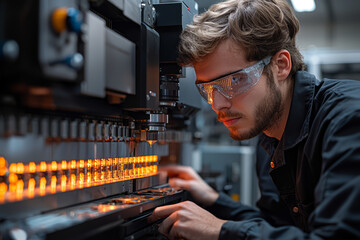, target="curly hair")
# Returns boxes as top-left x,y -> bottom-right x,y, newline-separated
178,0 -> 305,78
